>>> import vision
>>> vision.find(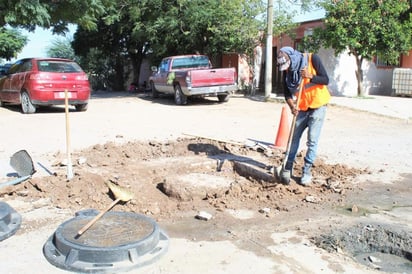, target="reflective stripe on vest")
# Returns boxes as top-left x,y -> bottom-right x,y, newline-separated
297,53 -> 331,111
